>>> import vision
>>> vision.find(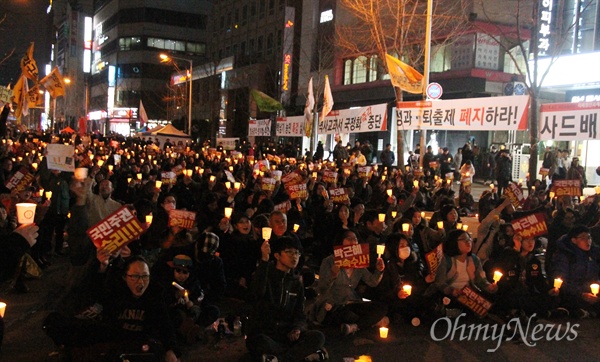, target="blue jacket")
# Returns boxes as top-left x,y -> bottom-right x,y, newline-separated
551,235 -> 600,297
